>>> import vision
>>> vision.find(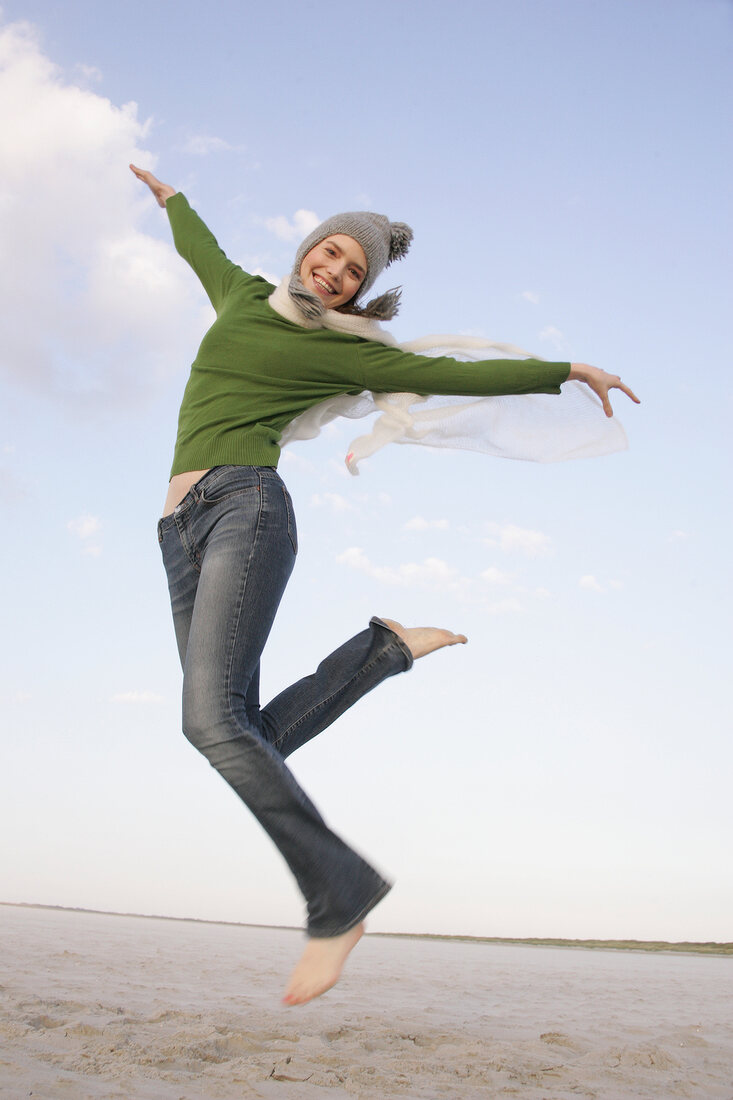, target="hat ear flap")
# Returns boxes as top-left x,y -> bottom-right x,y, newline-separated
388,222 -> 413,264
288,271 -> 325,320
